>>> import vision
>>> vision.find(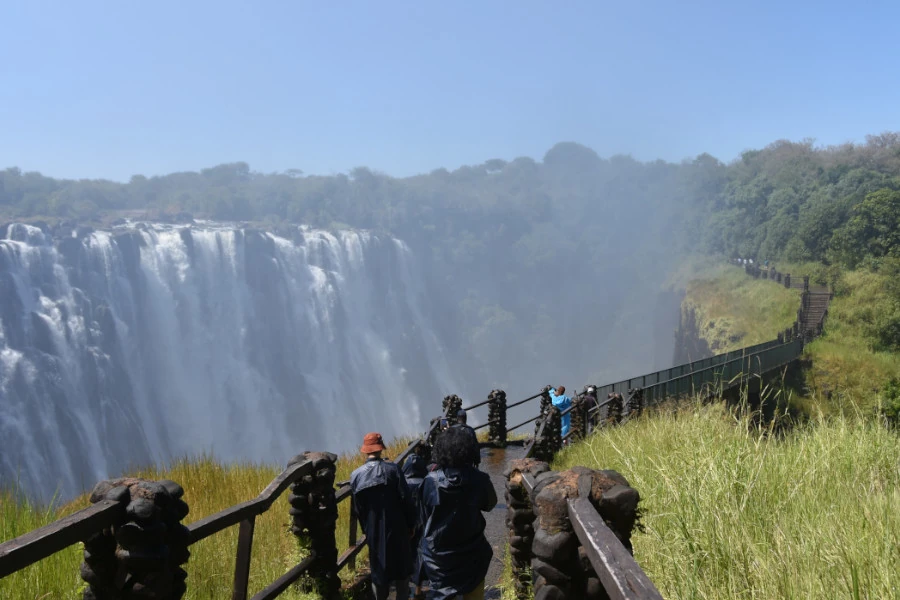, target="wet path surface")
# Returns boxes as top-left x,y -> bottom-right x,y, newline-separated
479,443 -> 526,598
